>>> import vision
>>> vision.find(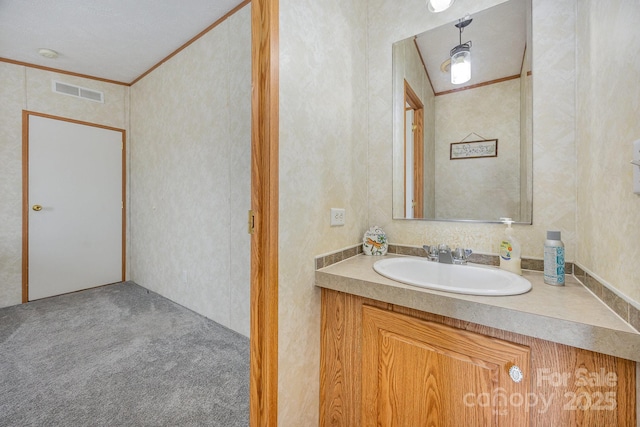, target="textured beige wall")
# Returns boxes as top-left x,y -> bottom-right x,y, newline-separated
129,4 -> 251,336
435,79 -> 521,220
368,0 -> 576,261
0,63 -> 128,308
0,63 -> 26,308
278,0 -> 369,424
576,0 -> 640,304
